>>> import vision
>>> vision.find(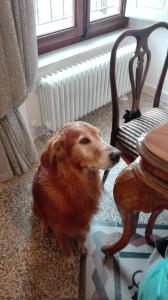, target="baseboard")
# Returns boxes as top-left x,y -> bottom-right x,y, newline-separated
143,84 -> 168,106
